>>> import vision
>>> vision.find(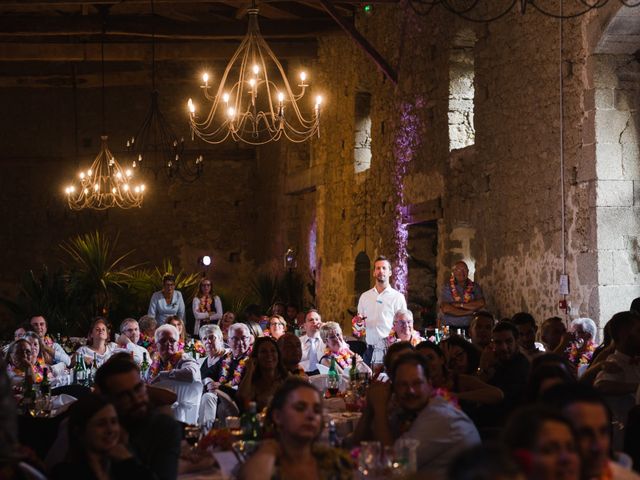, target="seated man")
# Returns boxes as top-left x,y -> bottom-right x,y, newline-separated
477,321 -> 530,427
511,312 -> 545,361
29,315 -> 70,367
149,324 -> 201,384
117,318 -> 151,366
543,383 -> 640,480
95,353 -> 181,480
364,352 -> 480,479
469,311 -> 494,351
